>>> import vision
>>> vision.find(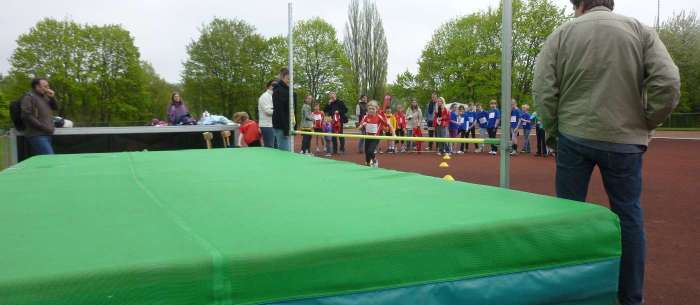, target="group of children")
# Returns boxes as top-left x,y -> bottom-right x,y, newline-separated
232,97 -> 550,168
